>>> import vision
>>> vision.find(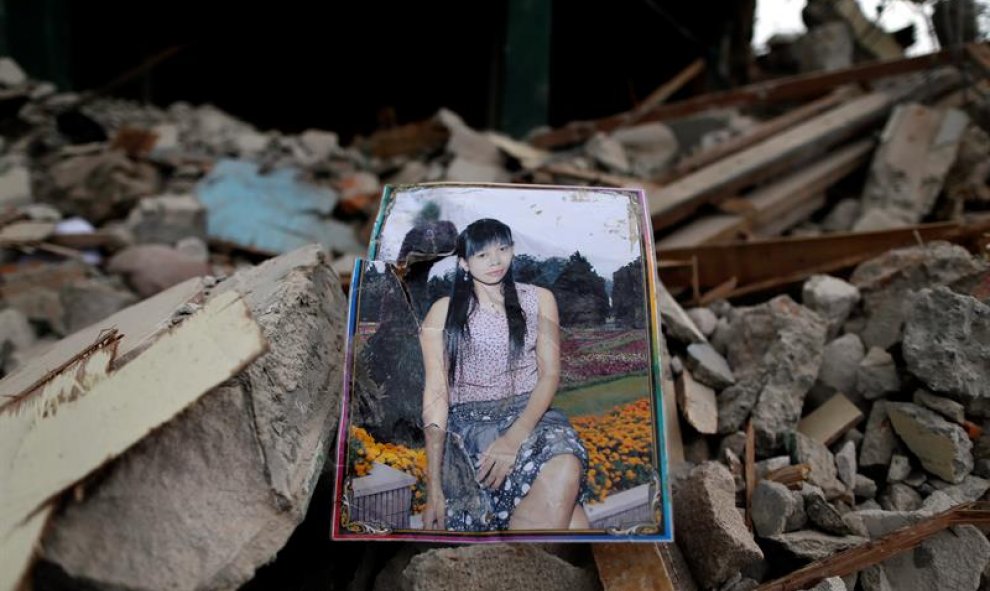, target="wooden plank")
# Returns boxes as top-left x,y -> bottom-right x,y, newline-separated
529,47 -> 961,149
756,502 -> 990,591
663,377 -> 685,465
648,92 -> 892,232
666,88 -> 857,180
657,218 -> 990,298
594,543 -> 676,591
0,291 -> 267,590
657,139 -> 874,248
745,420 -> 756,530
798,394 -> 864,446
629,59 -> 706,124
